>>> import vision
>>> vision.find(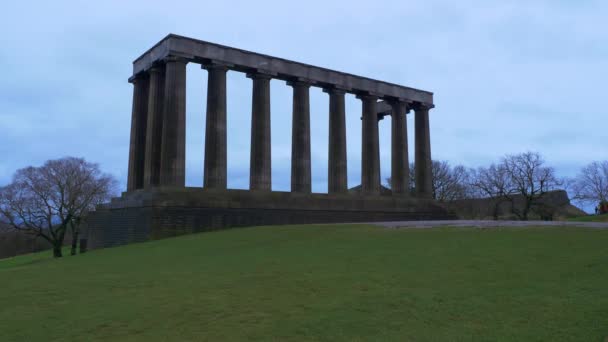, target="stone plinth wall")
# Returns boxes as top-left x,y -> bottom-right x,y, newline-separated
87,188 -> 455,249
